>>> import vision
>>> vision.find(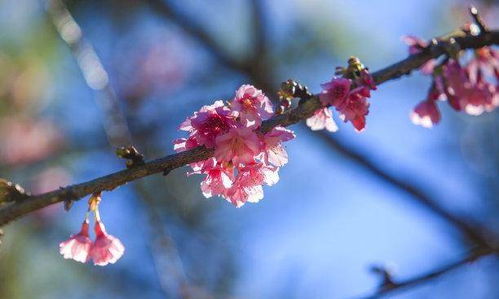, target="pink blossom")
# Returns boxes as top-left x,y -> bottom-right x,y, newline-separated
306,107 -> 338,132
410,84 -> 442,128
198,158 -> 235,198
410,100 -> 441,128
319,77 -> 351,106
89,220 -> 125,266
467,47 -> 499,80
179,100 -> 236,148
59,219 -> 93,263
442,60 -> 496,114
261,127 -> 295,167
336,87 -> 371,132
358,69 -> 377,90
214,127 -> 260,165
402,35 -> 436,74
223,163 -> 278,207
231,84 -> 273,127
